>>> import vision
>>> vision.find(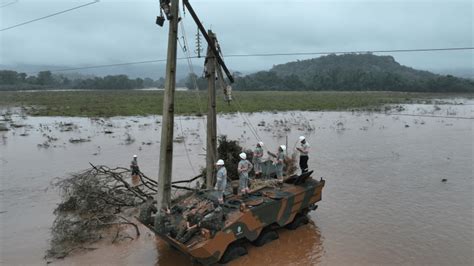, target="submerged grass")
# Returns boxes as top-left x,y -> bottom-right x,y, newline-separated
0,90 -> 471,117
